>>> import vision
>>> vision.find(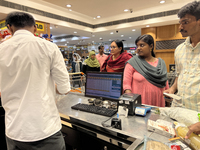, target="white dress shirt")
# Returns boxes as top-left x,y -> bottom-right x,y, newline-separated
0,30 -> 70,142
